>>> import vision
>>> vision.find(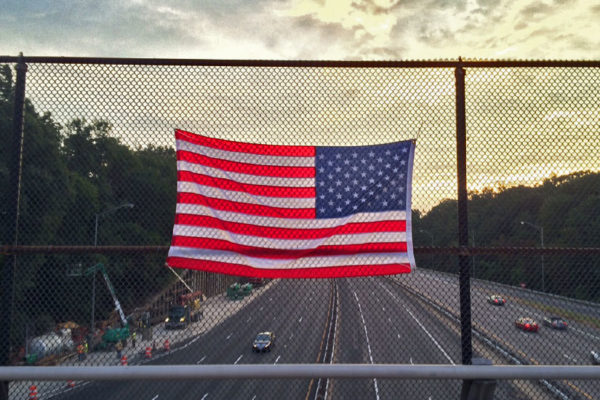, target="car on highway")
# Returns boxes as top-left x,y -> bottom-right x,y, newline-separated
542,316 -> 568,330
591,351 -> 600,365
253,331 -> 275,353
487,294 -> 506,306
515,317 -> 539,332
